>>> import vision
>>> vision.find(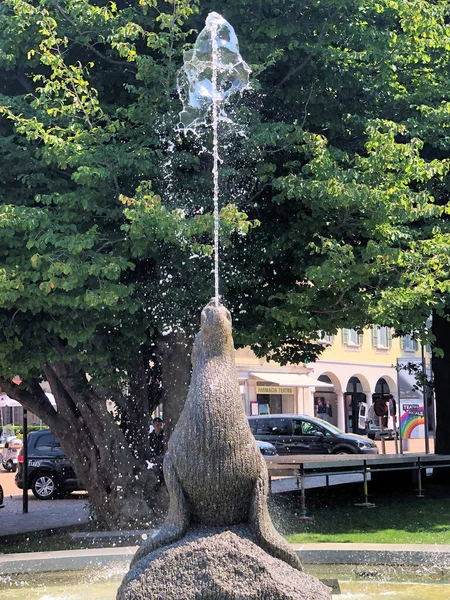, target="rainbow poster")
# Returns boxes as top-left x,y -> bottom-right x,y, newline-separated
400,402 -> 425,439
397,358 -> 426,439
